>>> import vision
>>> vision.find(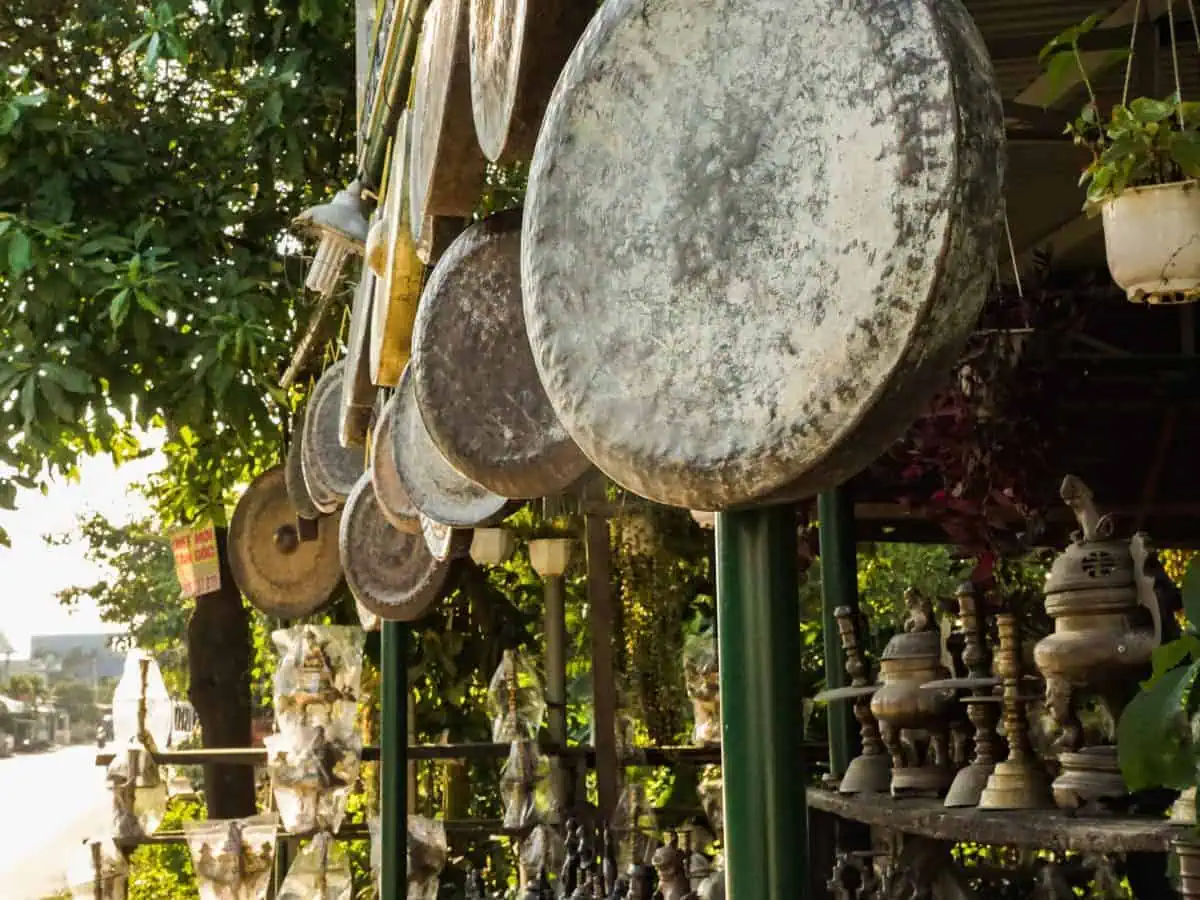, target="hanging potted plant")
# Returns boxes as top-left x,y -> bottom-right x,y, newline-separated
1043,15 -> 1200,303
